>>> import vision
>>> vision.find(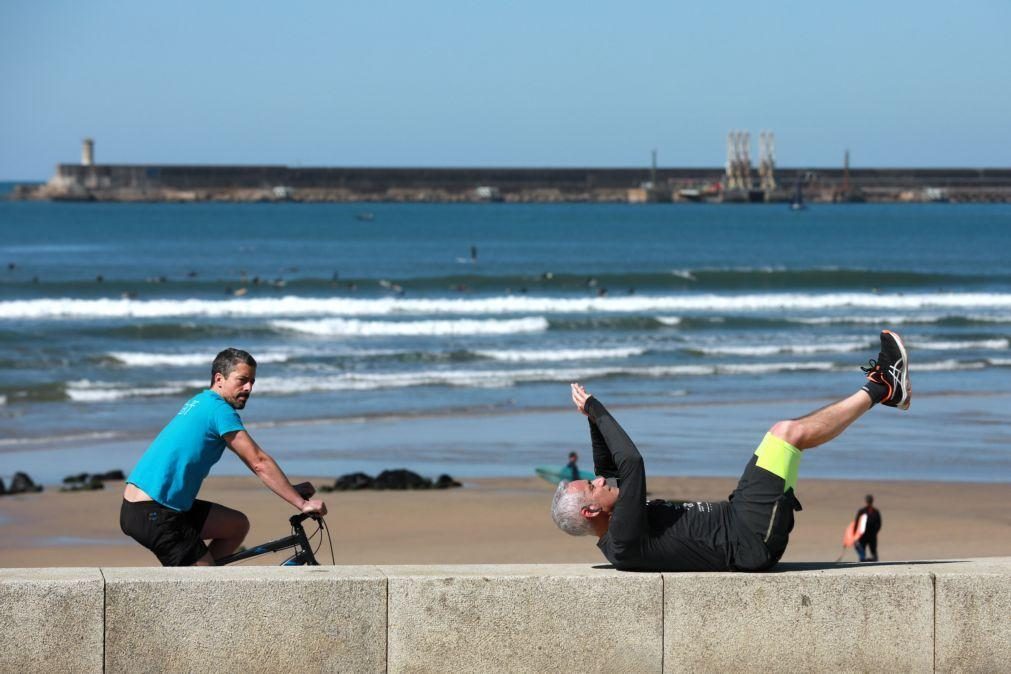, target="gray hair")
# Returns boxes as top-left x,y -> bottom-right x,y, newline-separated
551,481 -> 595,536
